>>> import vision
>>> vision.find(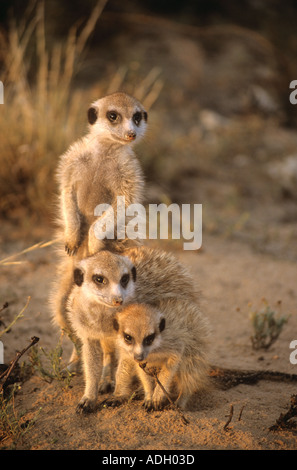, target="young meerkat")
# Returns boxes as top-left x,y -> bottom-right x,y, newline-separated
51,92 -> 147,366
66,246 -> 201,413
56,91 -> 147,258
111,301 -> 210,411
